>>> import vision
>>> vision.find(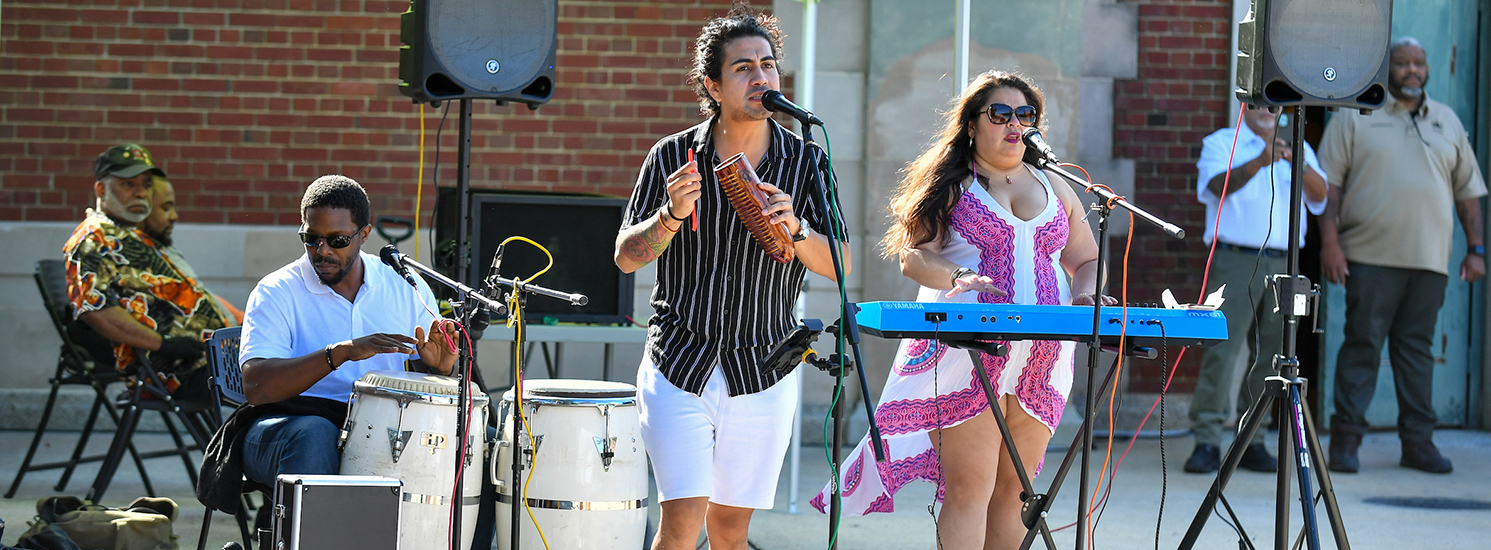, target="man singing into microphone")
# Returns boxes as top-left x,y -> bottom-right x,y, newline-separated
197,175 -> 494,545
614,6 -> 848,549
